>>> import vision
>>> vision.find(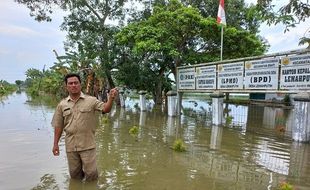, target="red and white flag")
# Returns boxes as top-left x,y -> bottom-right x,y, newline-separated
217,0 -> 226,25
